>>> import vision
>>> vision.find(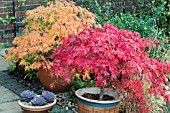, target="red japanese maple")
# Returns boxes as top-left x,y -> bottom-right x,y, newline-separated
52,23 -> 170,112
